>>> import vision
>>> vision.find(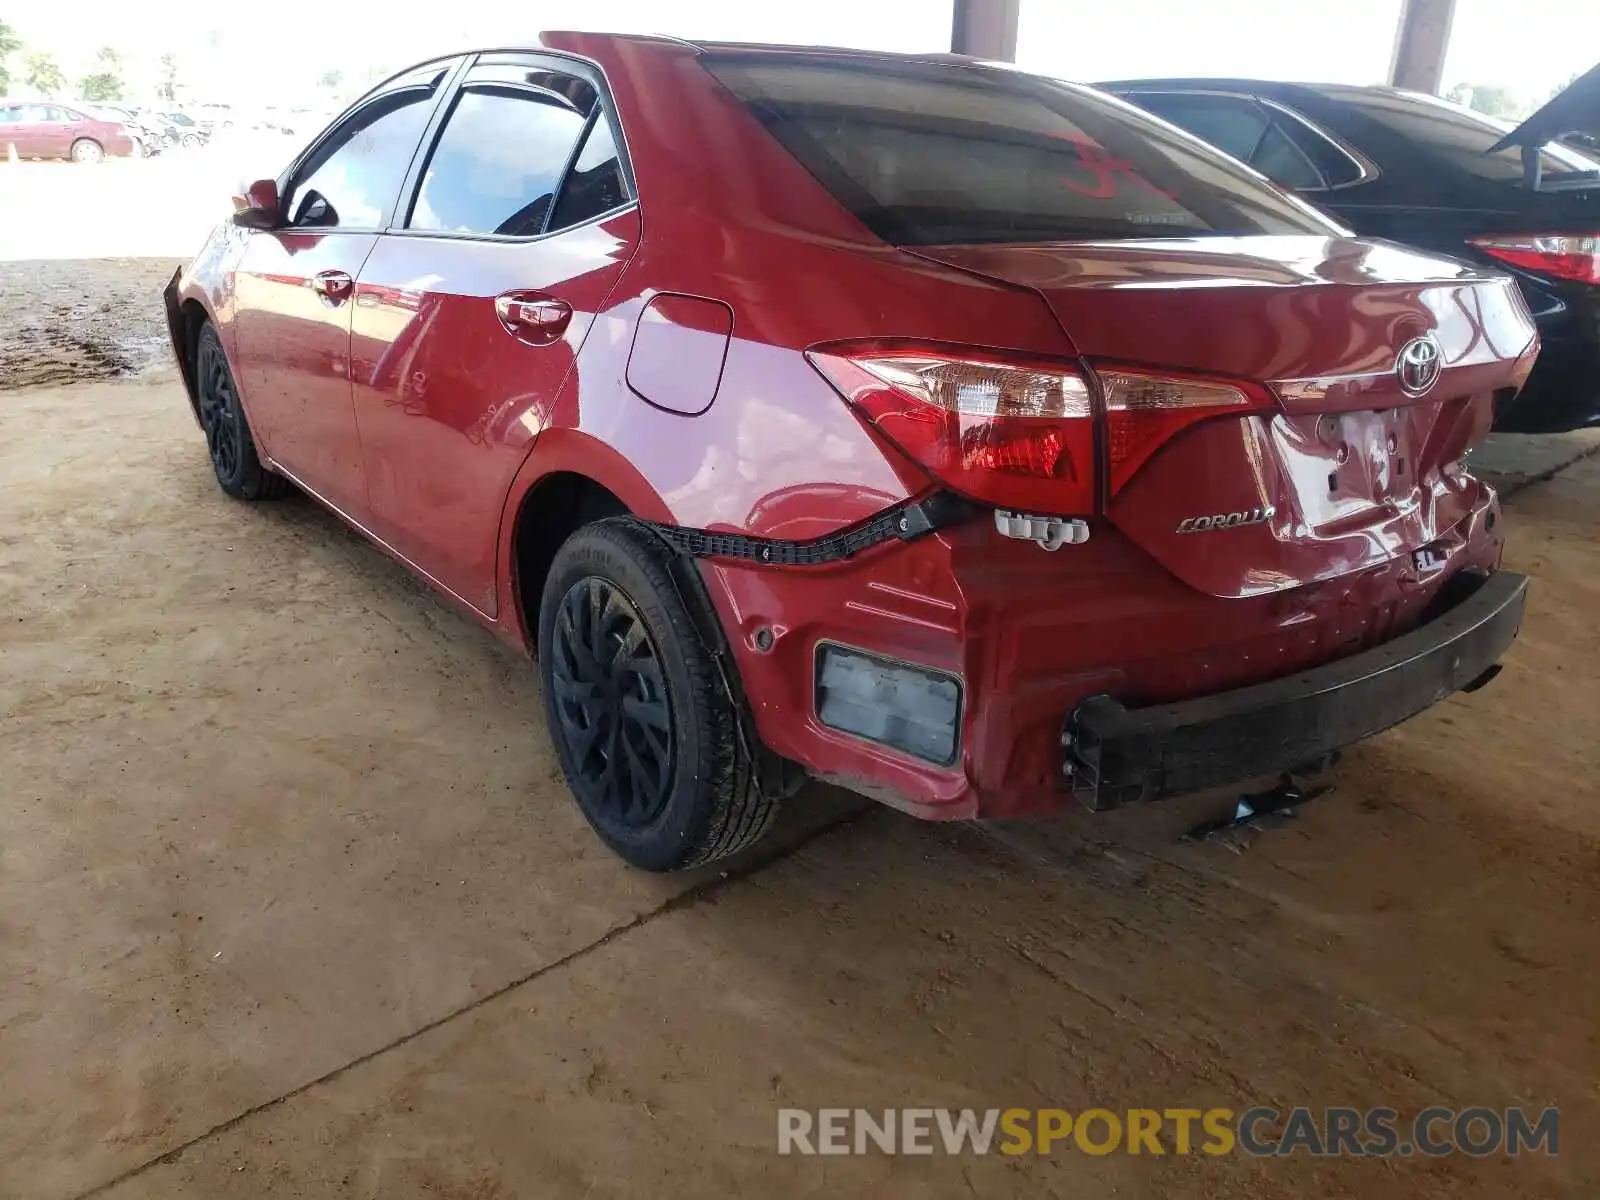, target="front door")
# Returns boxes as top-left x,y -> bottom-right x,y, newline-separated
231,232 -> 376,511
349,57 -> 638,615
0,105 -> 49,157
229,70 -> 451,516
